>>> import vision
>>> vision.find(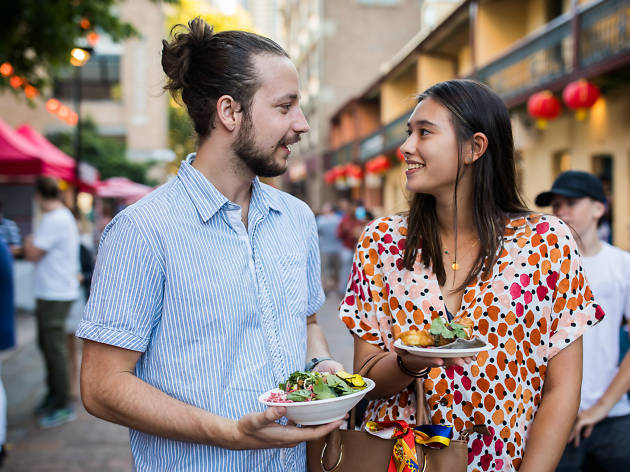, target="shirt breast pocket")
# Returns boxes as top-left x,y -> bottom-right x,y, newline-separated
280,253 -> 309,318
